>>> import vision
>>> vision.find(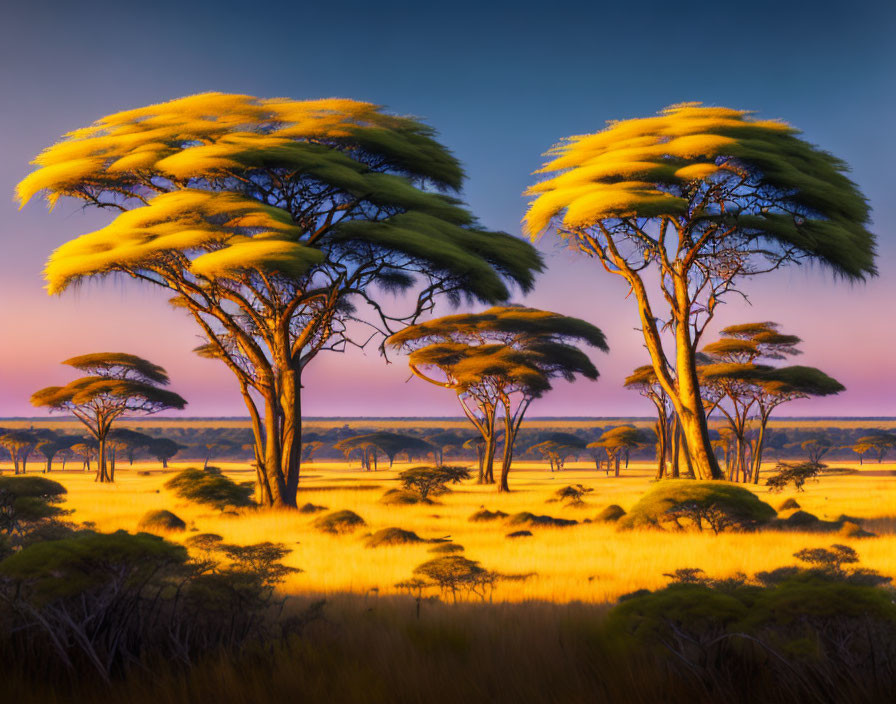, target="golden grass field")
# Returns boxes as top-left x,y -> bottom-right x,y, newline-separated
3,457 -> 894,603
